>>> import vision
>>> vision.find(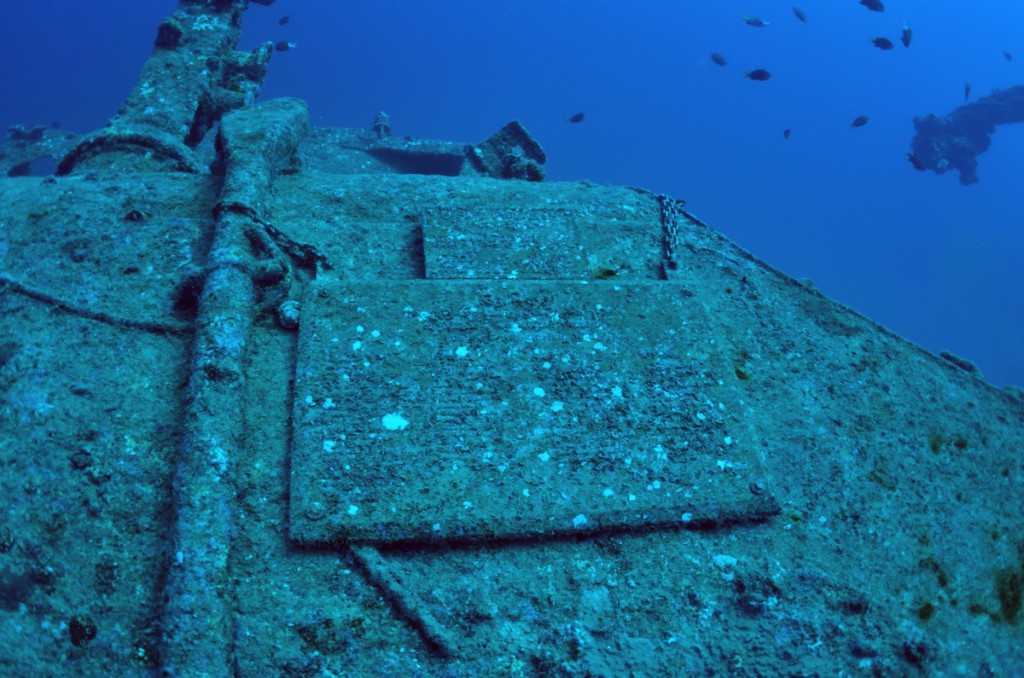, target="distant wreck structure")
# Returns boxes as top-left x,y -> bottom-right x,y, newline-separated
909,84 -> 1024,185
0,125 -> 79,177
